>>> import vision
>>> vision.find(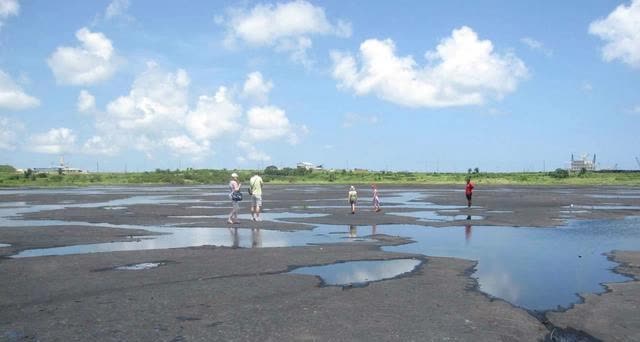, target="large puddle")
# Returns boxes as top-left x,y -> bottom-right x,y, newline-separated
2,187 -> 640,313
290,259 -> 422,286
